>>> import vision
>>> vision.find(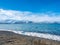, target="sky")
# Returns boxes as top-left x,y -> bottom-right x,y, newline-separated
0,0 -> 60,23
0,0 -> 60,13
